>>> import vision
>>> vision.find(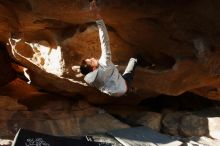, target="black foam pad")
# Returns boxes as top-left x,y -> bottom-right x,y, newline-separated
12,129 -> 111,146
